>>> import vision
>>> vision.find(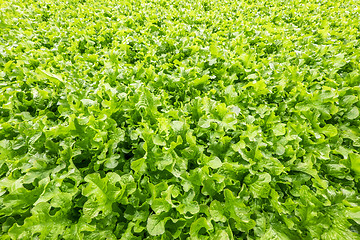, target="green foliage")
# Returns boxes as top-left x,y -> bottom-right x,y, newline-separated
1,0 -> 360,239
